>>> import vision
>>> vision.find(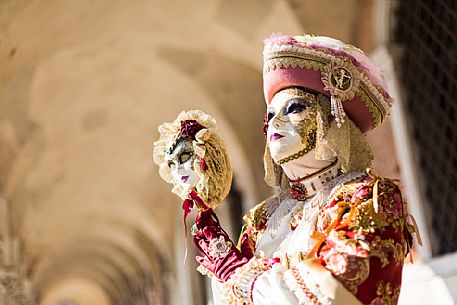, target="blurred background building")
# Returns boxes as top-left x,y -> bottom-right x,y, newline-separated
0,0 -> 456,304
